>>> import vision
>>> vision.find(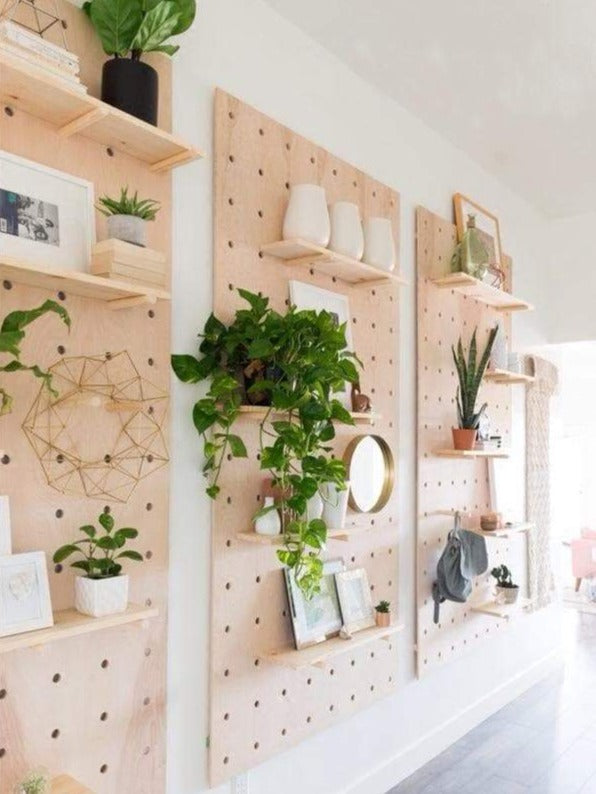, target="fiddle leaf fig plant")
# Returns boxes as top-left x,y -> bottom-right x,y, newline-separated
451,325 -> 498,429
0,300 -> 70,416
172,289 -> 361,597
